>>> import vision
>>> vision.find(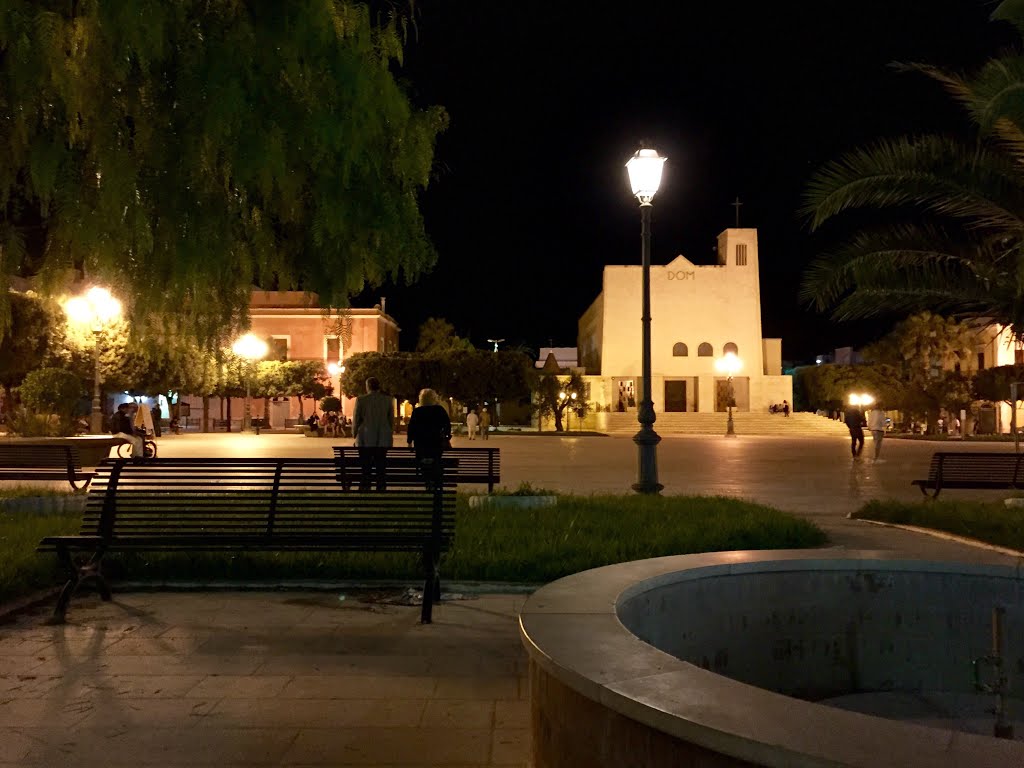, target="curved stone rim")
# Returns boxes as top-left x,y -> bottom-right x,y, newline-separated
519,549 -> 1024,768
